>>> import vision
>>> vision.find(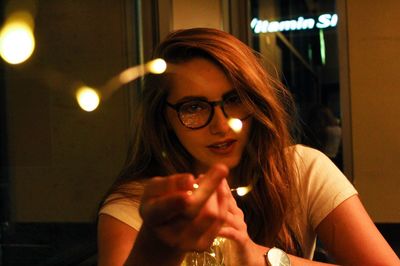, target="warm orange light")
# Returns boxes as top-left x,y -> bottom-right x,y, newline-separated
76,59 -> 167,112
228,118 -> 243,133
0,12 -> 35,64
231,185 -> 252,197
146,58 -> 167,74
76,86 -> 101,112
